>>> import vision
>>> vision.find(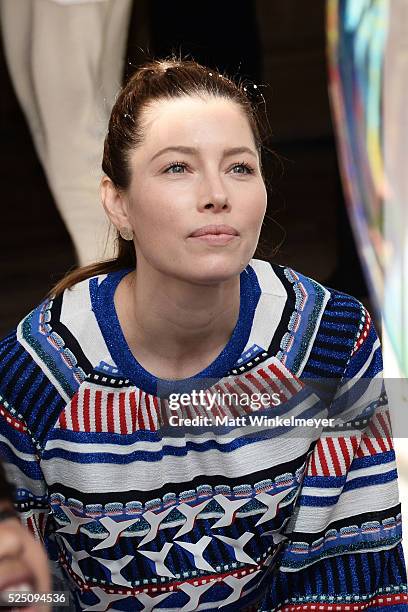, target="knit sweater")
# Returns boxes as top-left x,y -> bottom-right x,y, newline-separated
0,258 -> 406,611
